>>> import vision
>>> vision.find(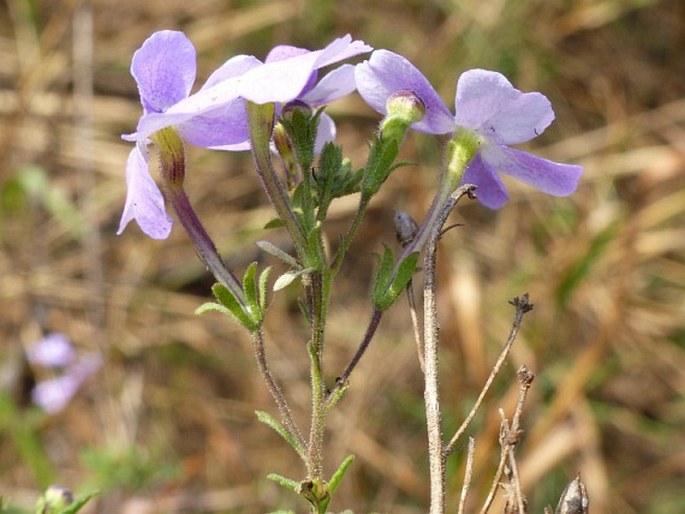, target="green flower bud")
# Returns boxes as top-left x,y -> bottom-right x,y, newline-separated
380,90 -> 425,145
